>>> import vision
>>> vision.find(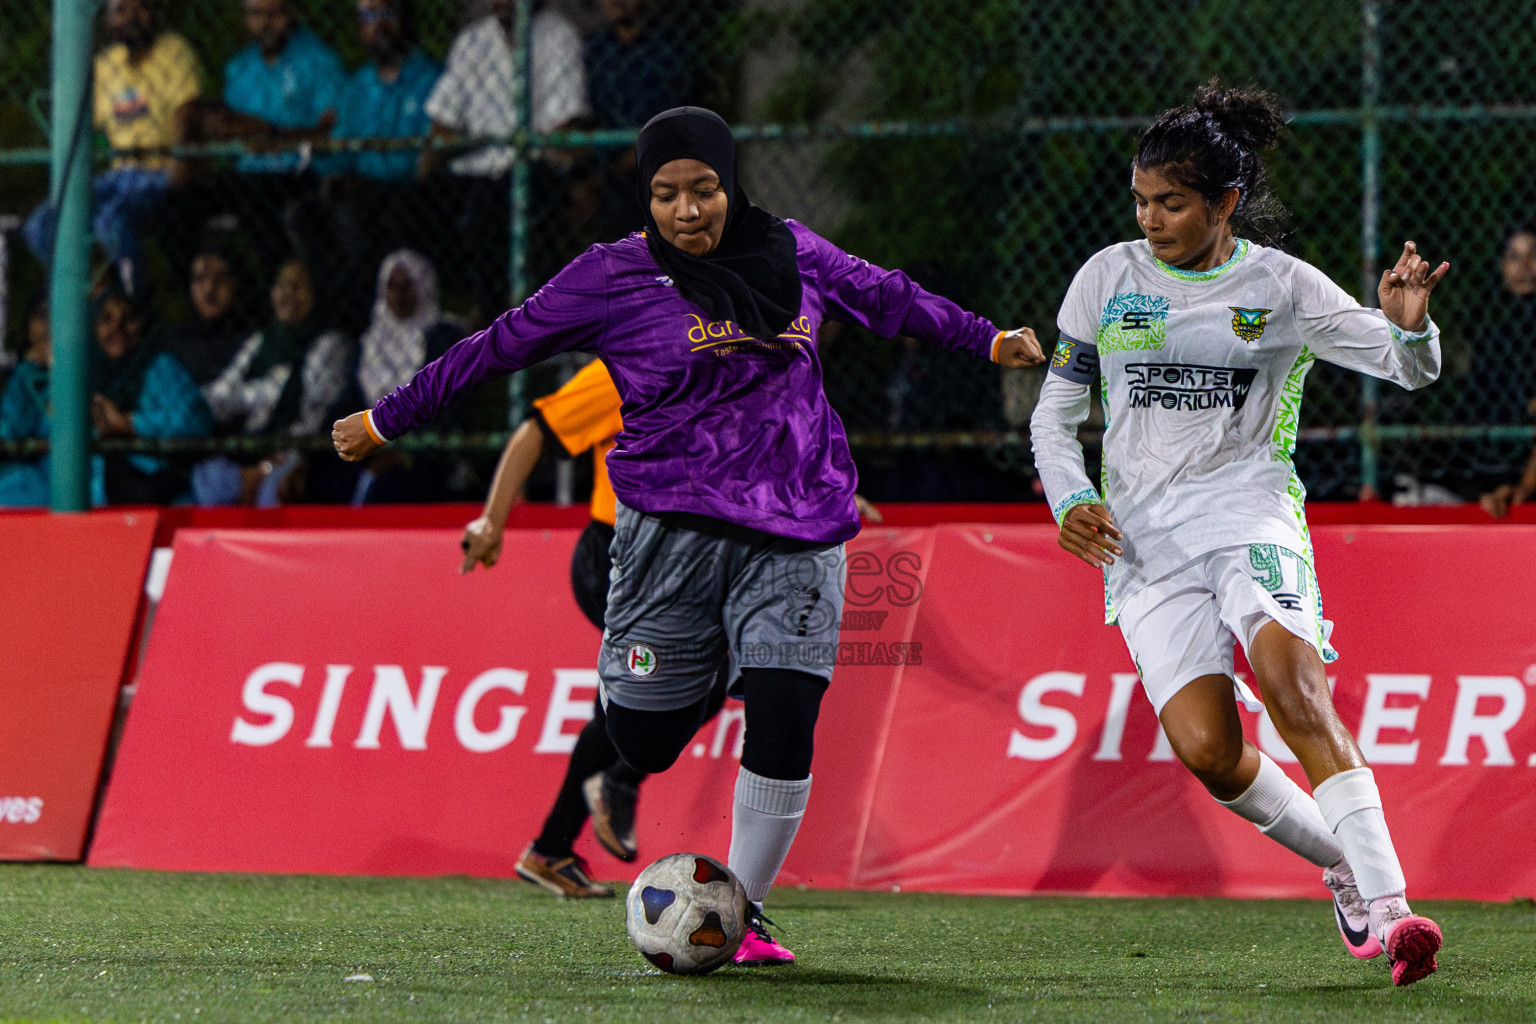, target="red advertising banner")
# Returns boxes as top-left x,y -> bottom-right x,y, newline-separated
848,525 -> 1536,898
88,528 -> 925,887
91,524 -> 1536,900
0,511 -> 157,860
